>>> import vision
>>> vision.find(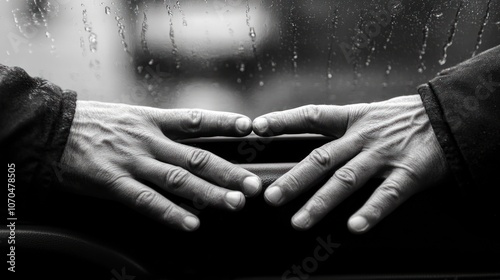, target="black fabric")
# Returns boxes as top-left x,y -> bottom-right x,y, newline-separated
418,45 -> 500,210
0,64 -> 77,194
